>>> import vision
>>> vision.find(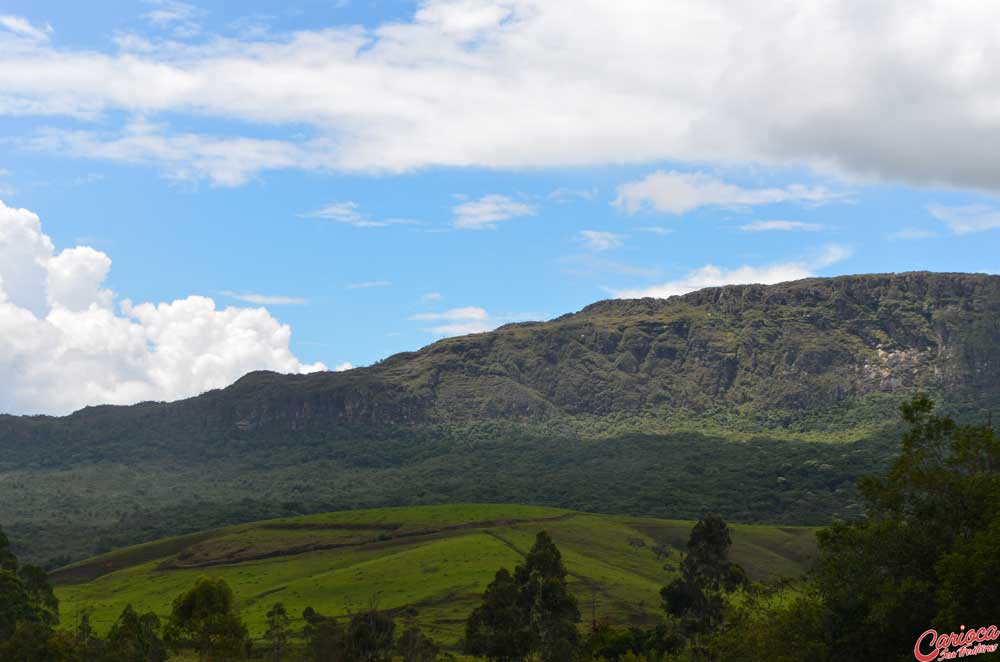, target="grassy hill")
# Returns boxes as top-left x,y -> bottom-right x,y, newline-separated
52,504 -> 817,646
